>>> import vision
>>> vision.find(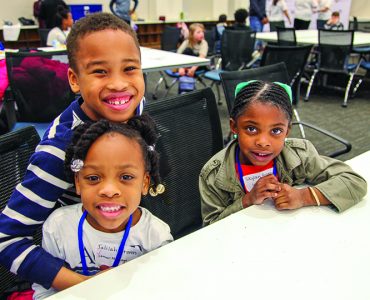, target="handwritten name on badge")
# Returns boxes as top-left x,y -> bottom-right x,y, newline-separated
243,167 -> 274,192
